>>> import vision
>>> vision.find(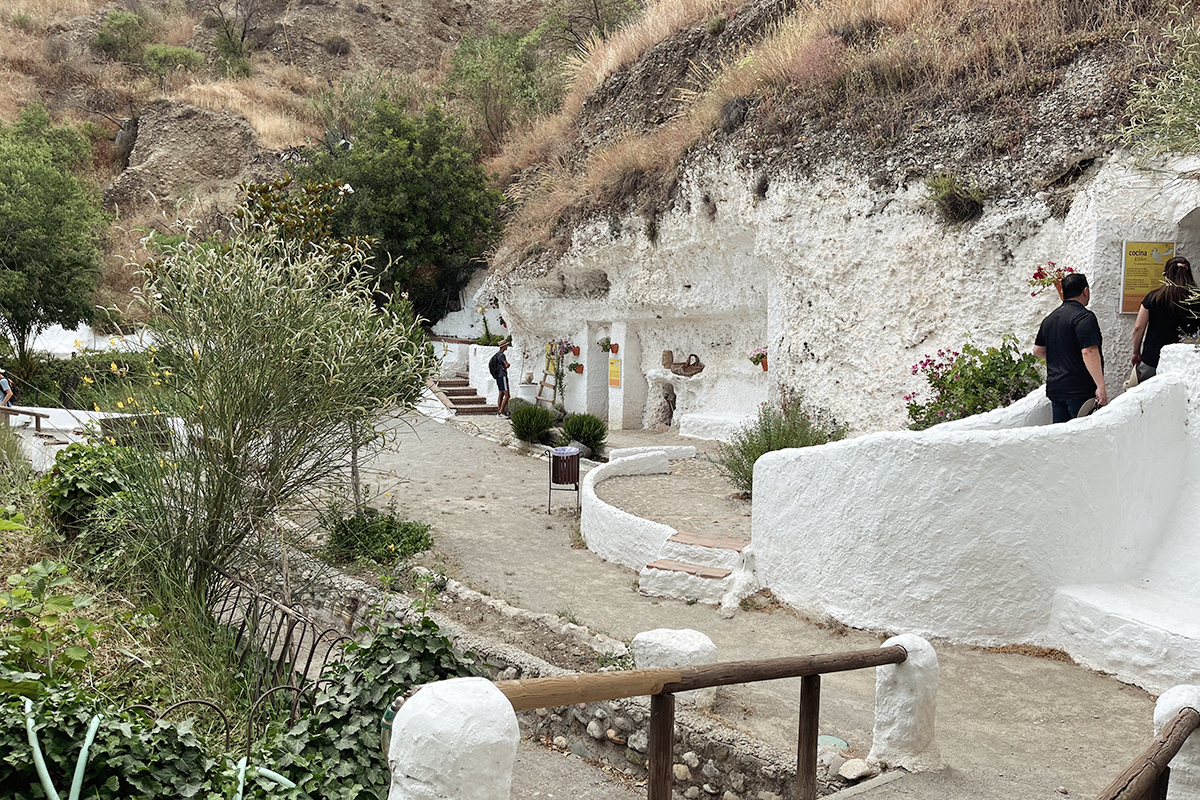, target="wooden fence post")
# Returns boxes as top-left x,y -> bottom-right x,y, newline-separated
648,693 -> 676,800
797,674 -> 821,800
